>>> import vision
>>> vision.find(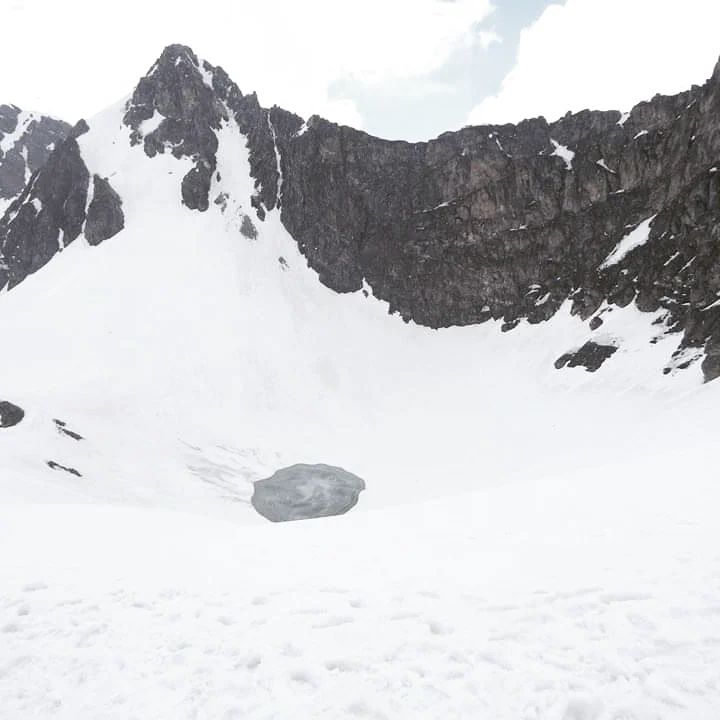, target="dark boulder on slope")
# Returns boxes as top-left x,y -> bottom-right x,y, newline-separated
0,401 -> 24,428
555,342 -> 619,373
85,175 -> 124,245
